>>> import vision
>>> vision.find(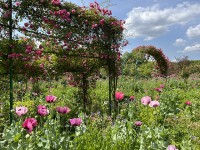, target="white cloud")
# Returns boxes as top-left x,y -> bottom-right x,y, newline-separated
186,24 -> 200,38
183,44 -> 200,52
125,2 -> 200,40
173,38 -> 187,46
